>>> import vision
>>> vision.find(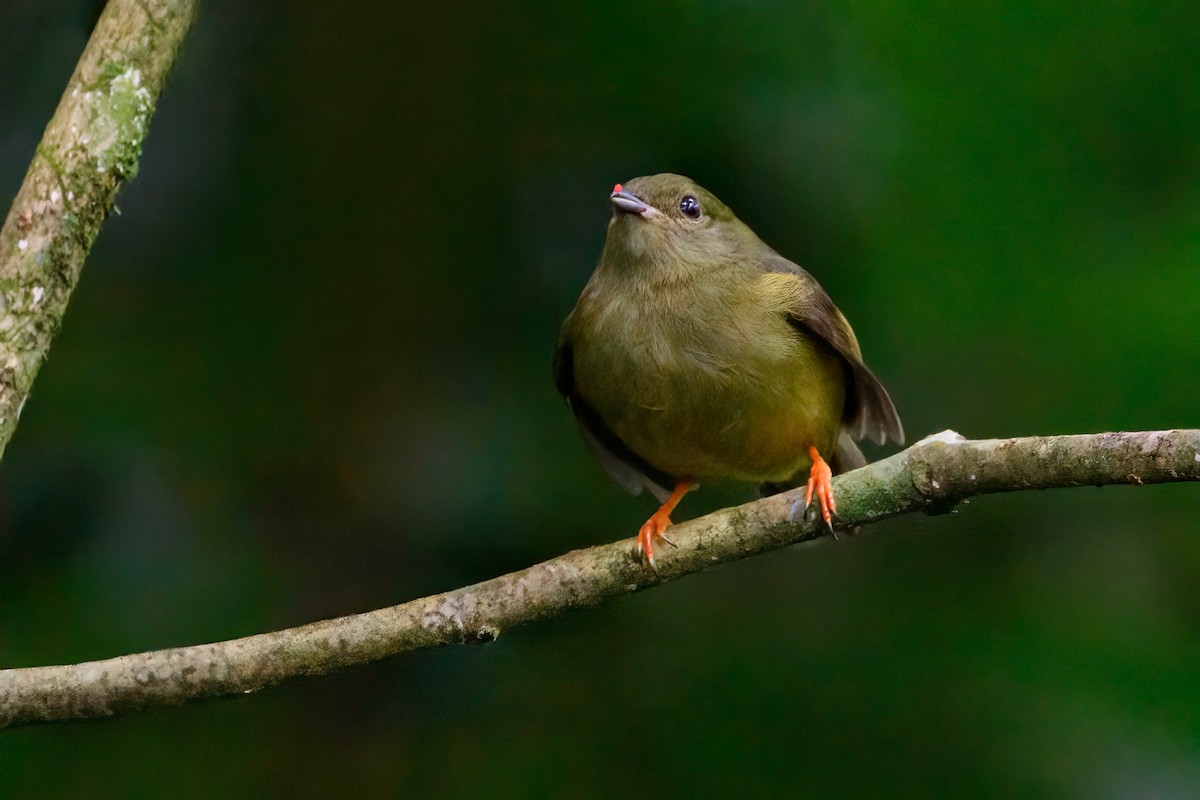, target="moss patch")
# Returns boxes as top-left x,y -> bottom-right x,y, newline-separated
86,63 -> 153,179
